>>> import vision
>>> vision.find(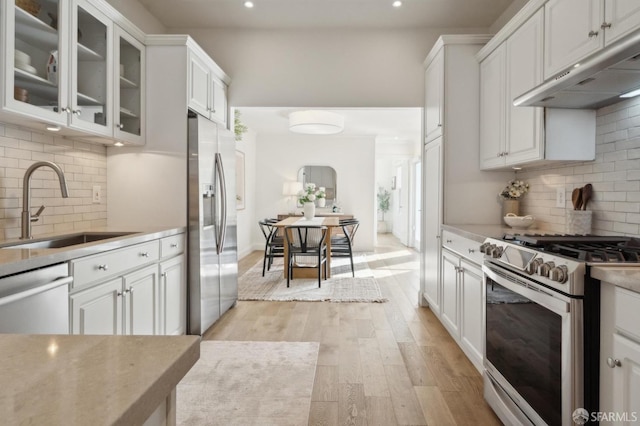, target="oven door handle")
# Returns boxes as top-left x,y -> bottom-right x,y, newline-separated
483,264 -> 570,315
